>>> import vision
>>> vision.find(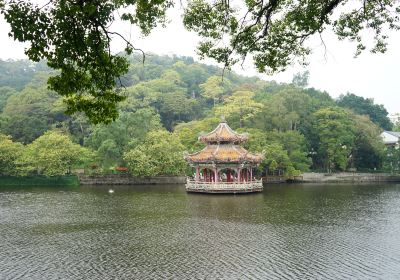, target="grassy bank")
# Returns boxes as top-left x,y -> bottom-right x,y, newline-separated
0,175 -> 80,187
